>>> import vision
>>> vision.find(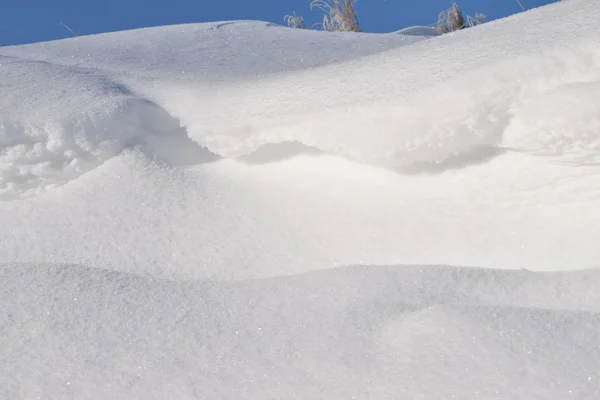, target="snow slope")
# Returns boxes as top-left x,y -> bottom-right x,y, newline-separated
2,263 -> 599,399
1,0 -> 600,398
